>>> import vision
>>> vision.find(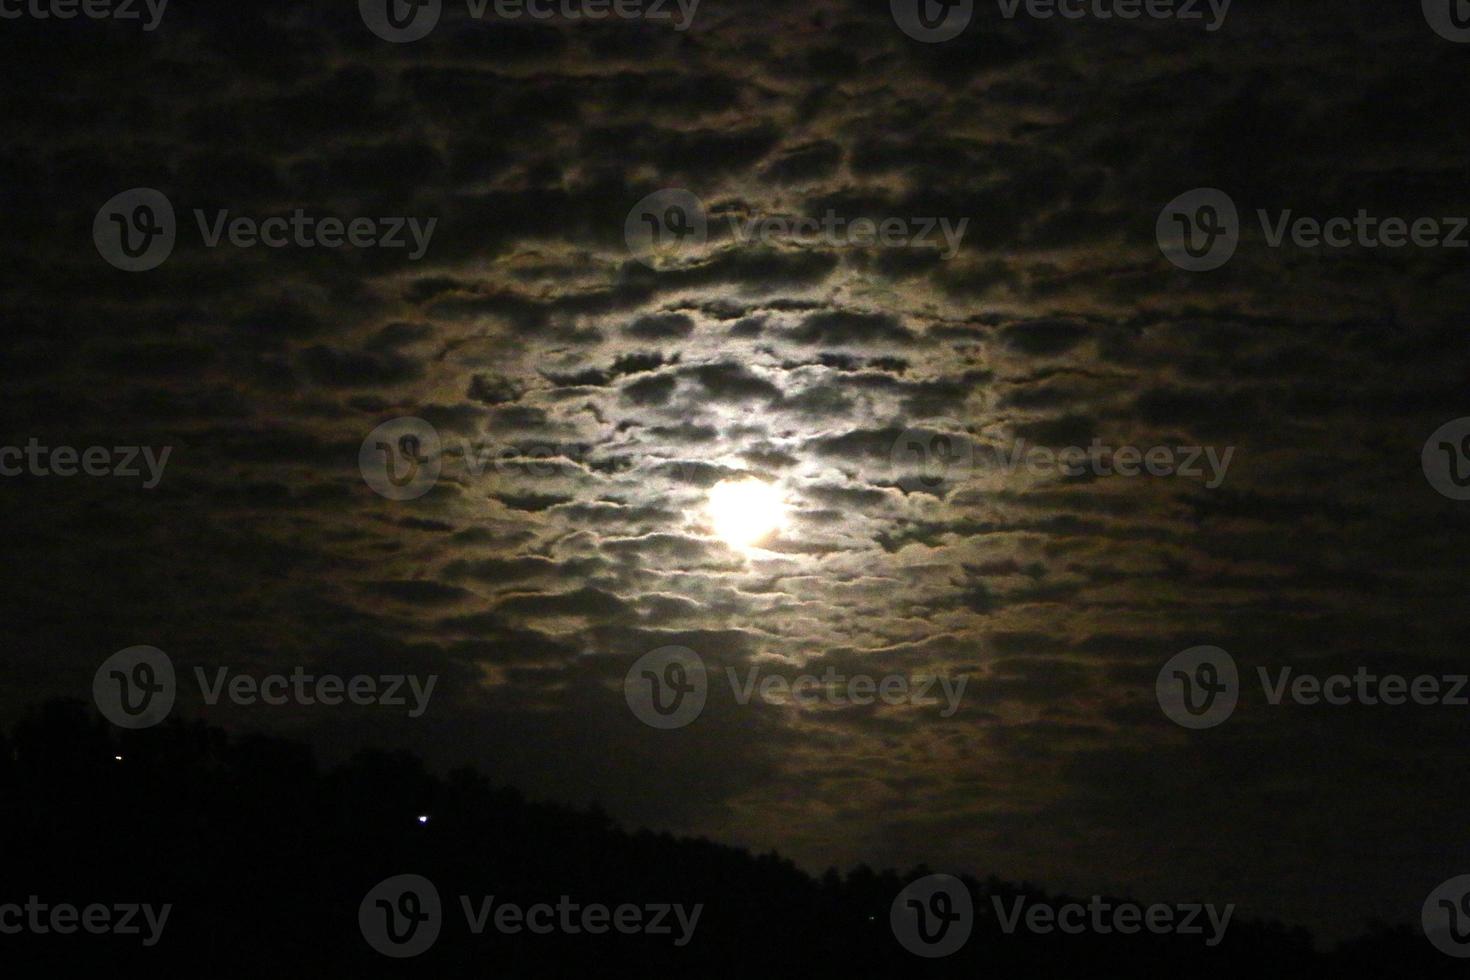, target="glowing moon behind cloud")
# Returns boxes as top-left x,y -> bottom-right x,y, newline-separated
705,478 -> 788,550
